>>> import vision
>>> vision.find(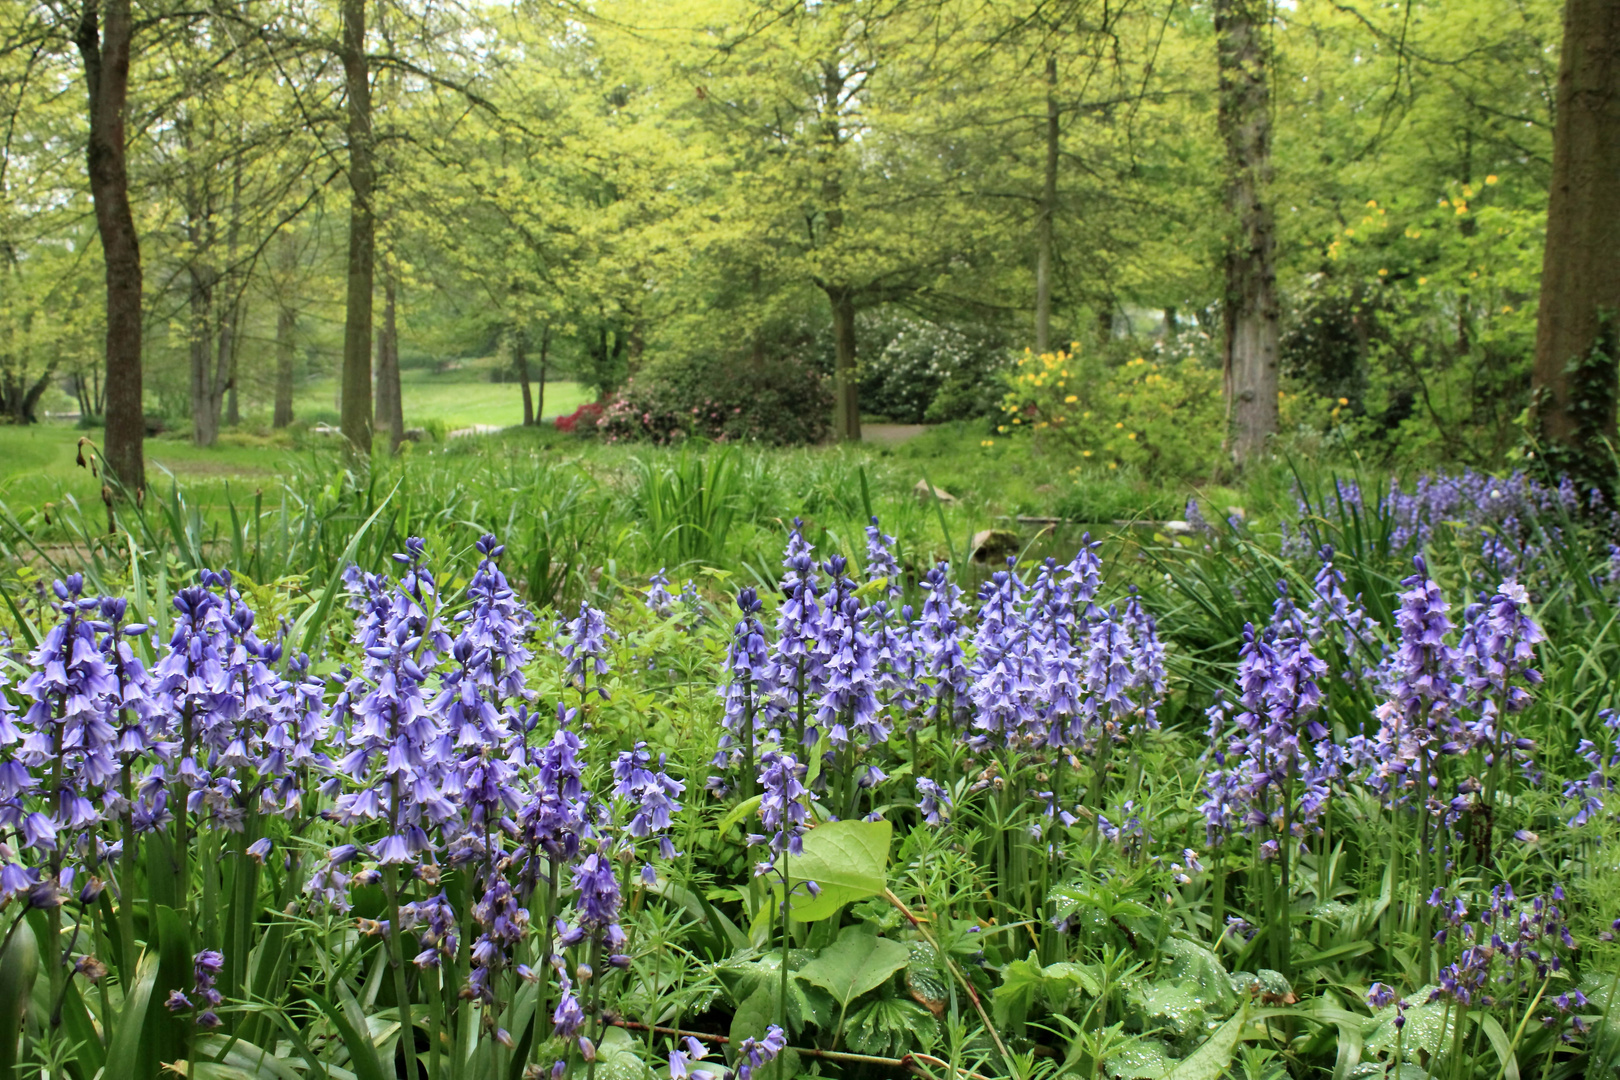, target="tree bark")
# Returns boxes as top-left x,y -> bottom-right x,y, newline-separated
340,0 -> 374,456
536,324 -> 549,423
274,302 -> 296,428
829,287 -> 860,442
222,302 -> 241,428
188,262 -> 219,447
75,0 -> 145,495
374,269 -> 402,451
820,61 -> 860,443
514,326 -> 534,426
1215,0 -> 1280,467
1035,54 -> 1059,355
1530,0 -> 1620,463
